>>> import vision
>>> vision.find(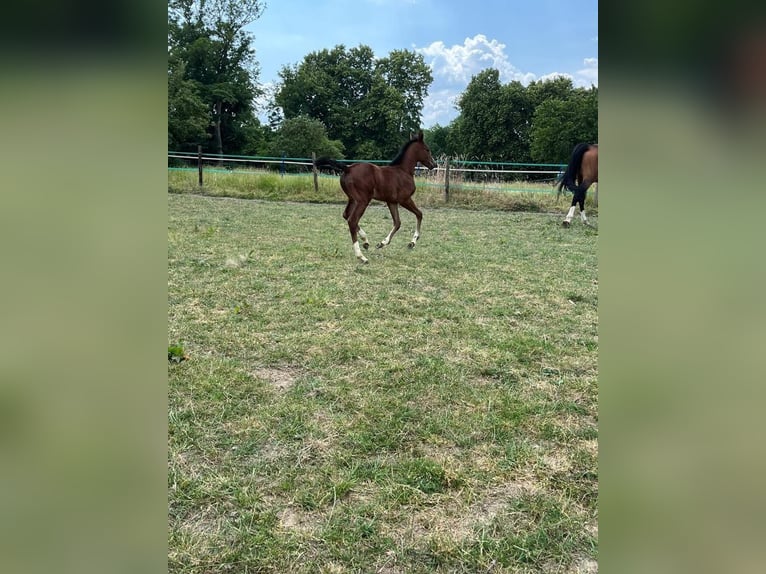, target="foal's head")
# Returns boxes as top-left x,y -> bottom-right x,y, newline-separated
412,130 -> 438,170
391,130 -> 438,170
